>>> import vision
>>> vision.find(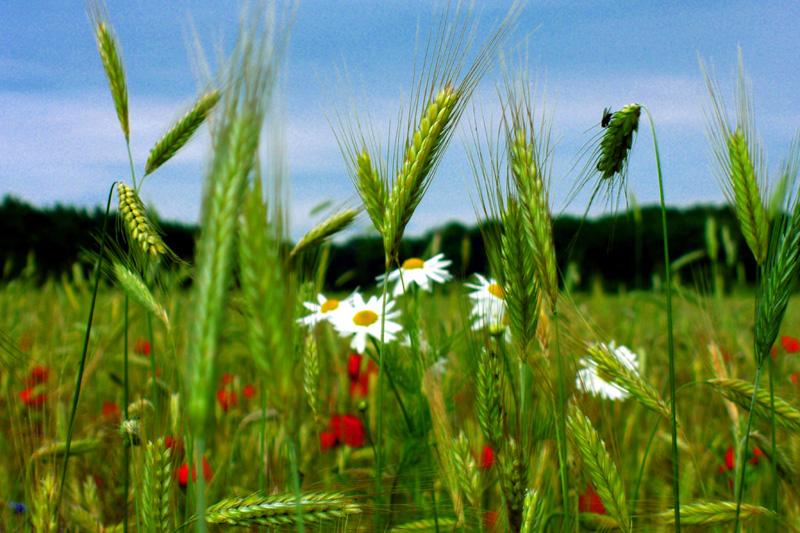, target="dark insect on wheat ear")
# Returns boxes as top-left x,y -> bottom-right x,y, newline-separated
601,107 -> 612,128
